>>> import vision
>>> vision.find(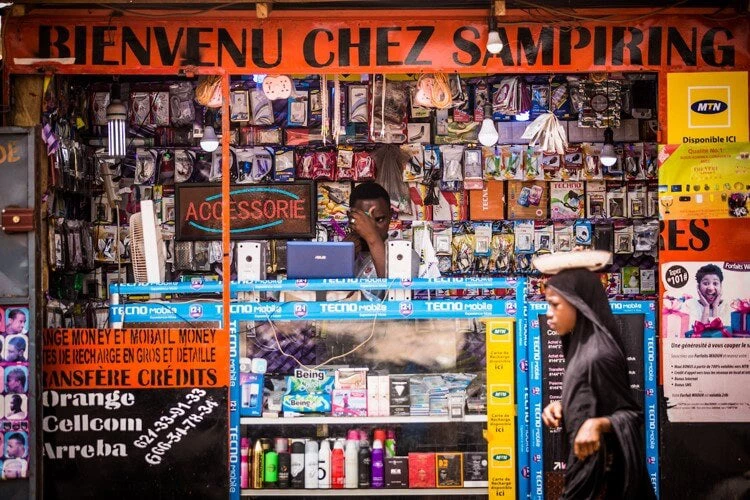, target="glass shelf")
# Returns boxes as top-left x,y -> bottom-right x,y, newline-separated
240,487 -> 488,497
240,414 -> 487,425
